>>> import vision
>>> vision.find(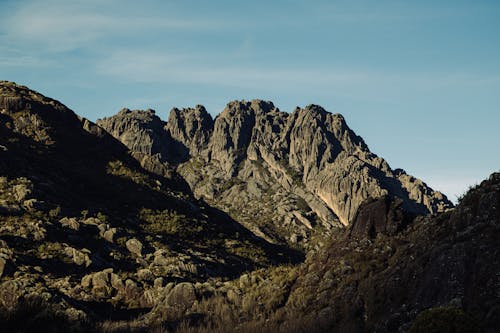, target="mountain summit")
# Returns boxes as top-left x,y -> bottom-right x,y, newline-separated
98,99 -> 452,246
